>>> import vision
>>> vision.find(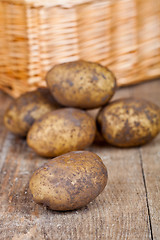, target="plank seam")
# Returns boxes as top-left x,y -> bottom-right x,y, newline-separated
139,148 -> 154,240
